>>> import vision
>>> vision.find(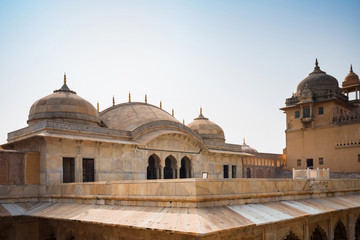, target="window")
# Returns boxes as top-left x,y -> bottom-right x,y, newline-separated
223,165 -> 229,178
63,158 -> 75,183
358,154 -> 360,163
318,106 -> 324,115
319,157 -> 323,165
303,106 -> 310,118
295,111 -> 300,118
297,159 -> 301,166
83,158 -> 95,182
232,165 -> 236,178
246,168 -> 251,178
